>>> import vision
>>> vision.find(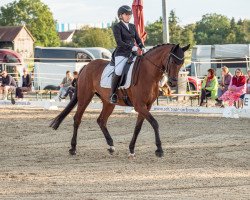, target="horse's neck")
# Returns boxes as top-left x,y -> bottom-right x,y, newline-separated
142,47 -> 169,80
146,49 -> 165,66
